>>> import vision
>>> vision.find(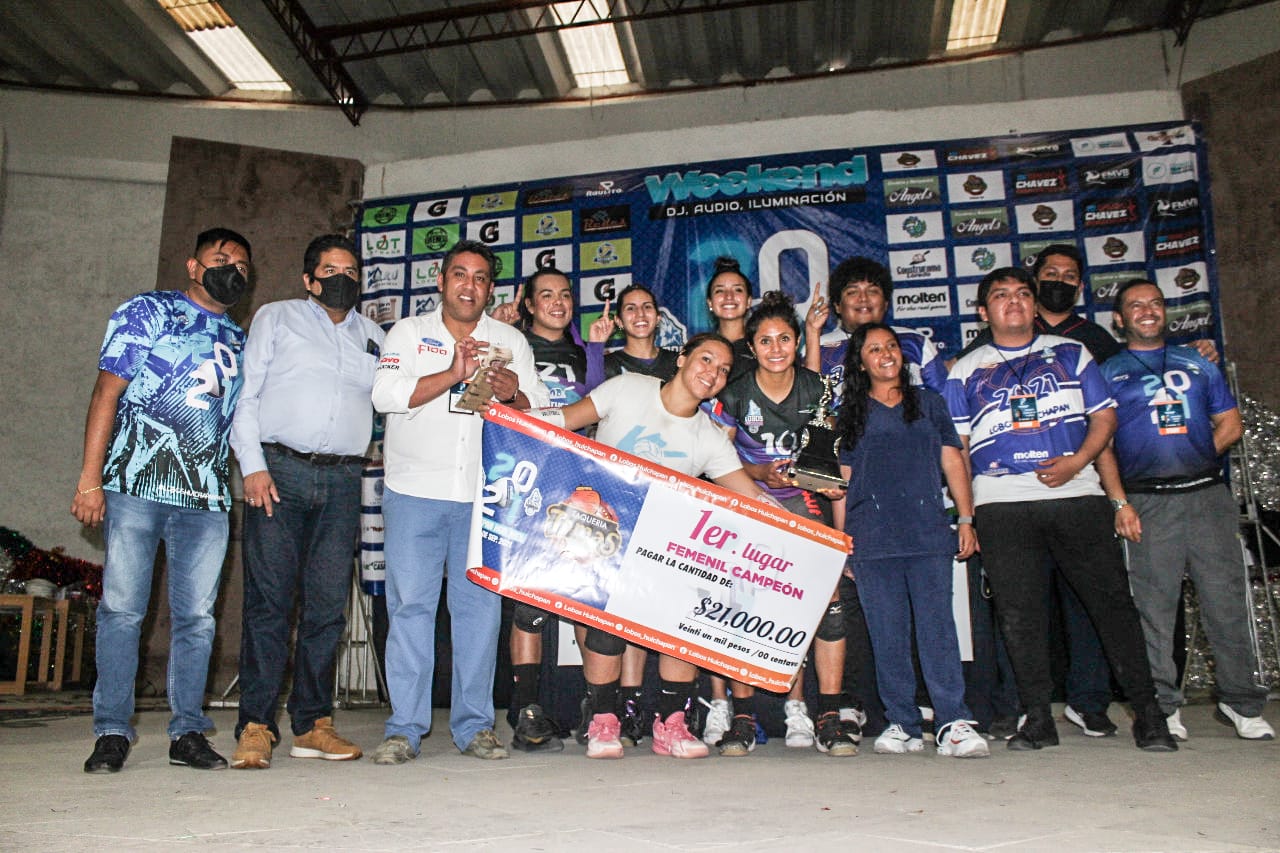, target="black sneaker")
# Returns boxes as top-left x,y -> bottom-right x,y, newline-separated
169,732 -> 228,770
1133,704 -> 1178,752
716,714 -> 757,757
1064,705 -> 1118,737
511,704 -> 564,752
619,695 -> 645,747
816,711 -> 859,756
1007,707 -> 1060,751
84,735 -> 130,773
